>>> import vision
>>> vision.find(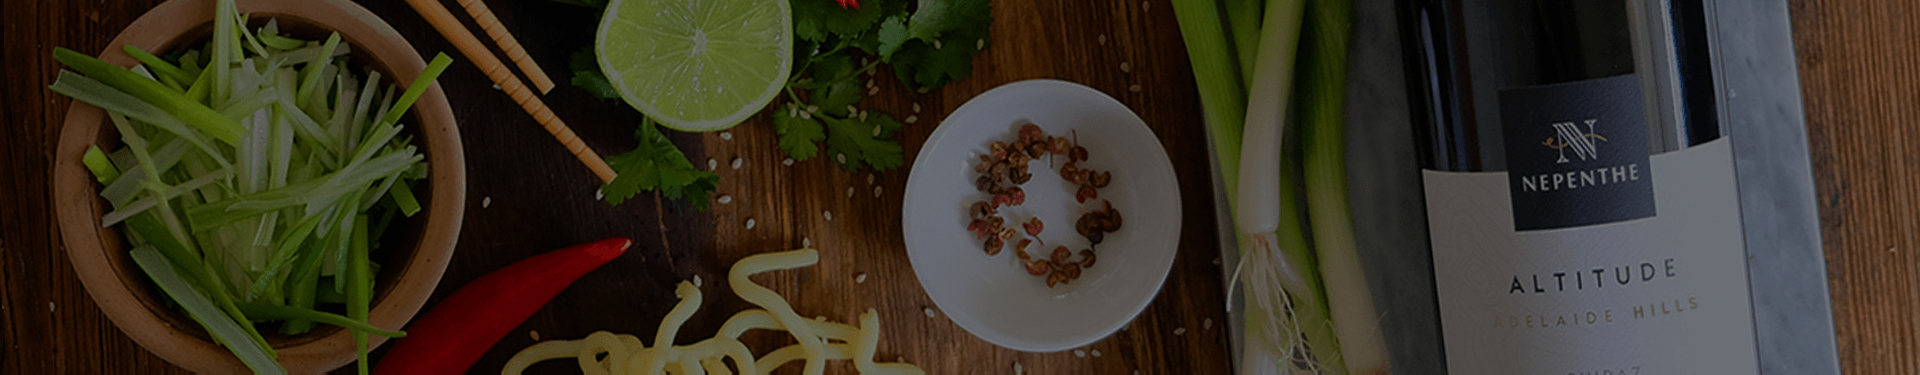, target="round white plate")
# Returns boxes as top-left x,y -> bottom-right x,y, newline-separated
902,79 -> 1181,352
